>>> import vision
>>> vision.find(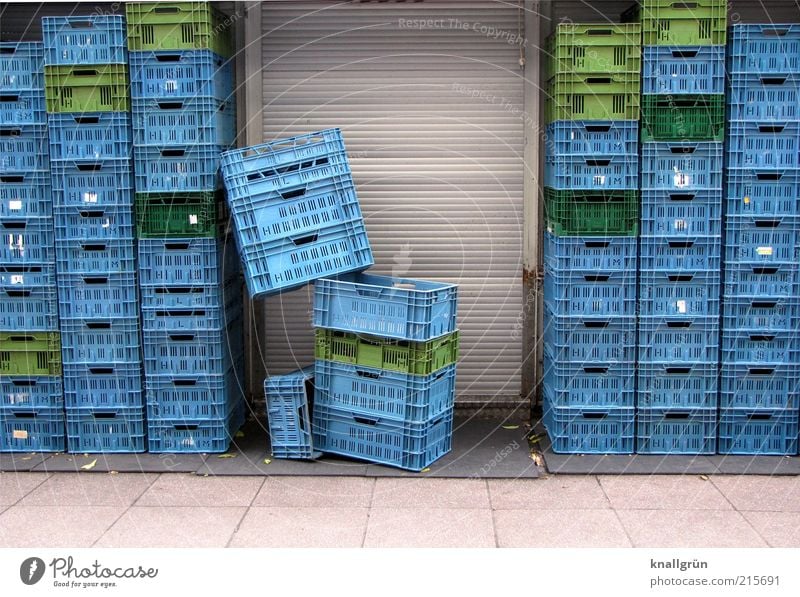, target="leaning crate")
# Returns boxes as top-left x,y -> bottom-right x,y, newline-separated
638,270 -> 720,318
544,269 -> 636,317
543,232 -> 637,272
637,362 -> 719,409
147,403 -> 245,454
637,316 -> 720,364
132,97 -> 235,147
1,172 -> 52,219
544,189 -> 639,236
314,360 -> 455,422
137,236 -> 239,287
635,408 -> 717,455
639,189 -> 723,237
725,169 -> 800,218
642,45 -> 725,94
0,332 -> 61,376
313,272 -> 457,342
723,217 -> 800,266
545,120 -> 638,156
638,235 -> 722,272
641,94 -> 725,142
66,407 -> 146,453
0,284 -> 59,331
46,112 -> 132,162
312,403 -> 453,471
546,72 -> 640,122
125,1 -> 234,57
0,217 -> 55,266
721,297 -> 799,333
720,364 -> 800,410
727,74 -> 800,122
0,408 -> 64,452
625,0 -> 727,46
133,144 -> 223,192
0,41 -> 44,91
724,262 -> 799,299
543,349 -> 635,408
60,317 -> 142,364
54,204 -> 135,242
546,23 -> 641,77
42,15 -> 127,65
136,190 -> 226,238
147,365 -> 243,420
63,361 -> 143,409
727,122 -> 800,170
545,153 -> 638,191
543,406 -> 635,454
0,88 -> 45,126
0,376 -> 62,409
129,49 -> 234,100
44,64 -> 130,113
50,158 -> 134,208
728,23 -> 800,76
721,329 -> 797,366
57,272 -> 140,319
55,237 -> 136,276
718,408 -> 799,455
264,366 -> 318,459
0,124 -> 49,172
640,142 -> 723,191
544,309 -> 636,363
